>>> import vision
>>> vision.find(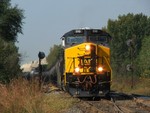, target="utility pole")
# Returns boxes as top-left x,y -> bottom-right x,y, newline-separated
131,44 -> 134,89
126,38 -> 135,89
